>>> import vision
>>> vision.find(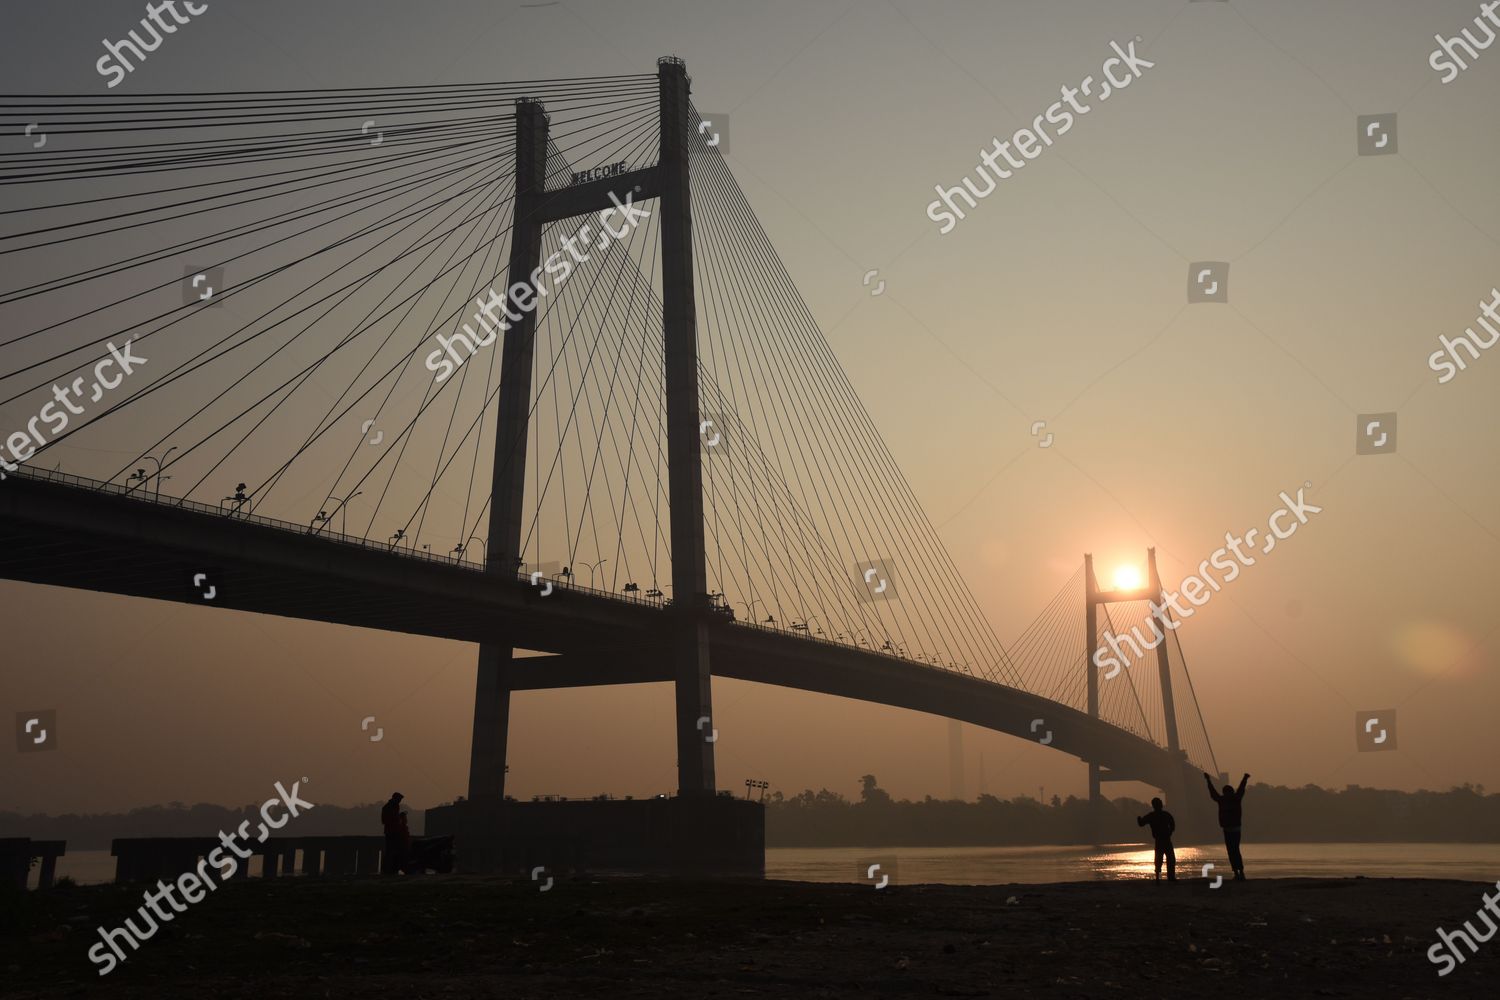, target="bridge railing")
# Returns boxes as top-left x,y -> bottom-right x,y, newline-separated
9,465 -> 993,677
7,465 -> 678,608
